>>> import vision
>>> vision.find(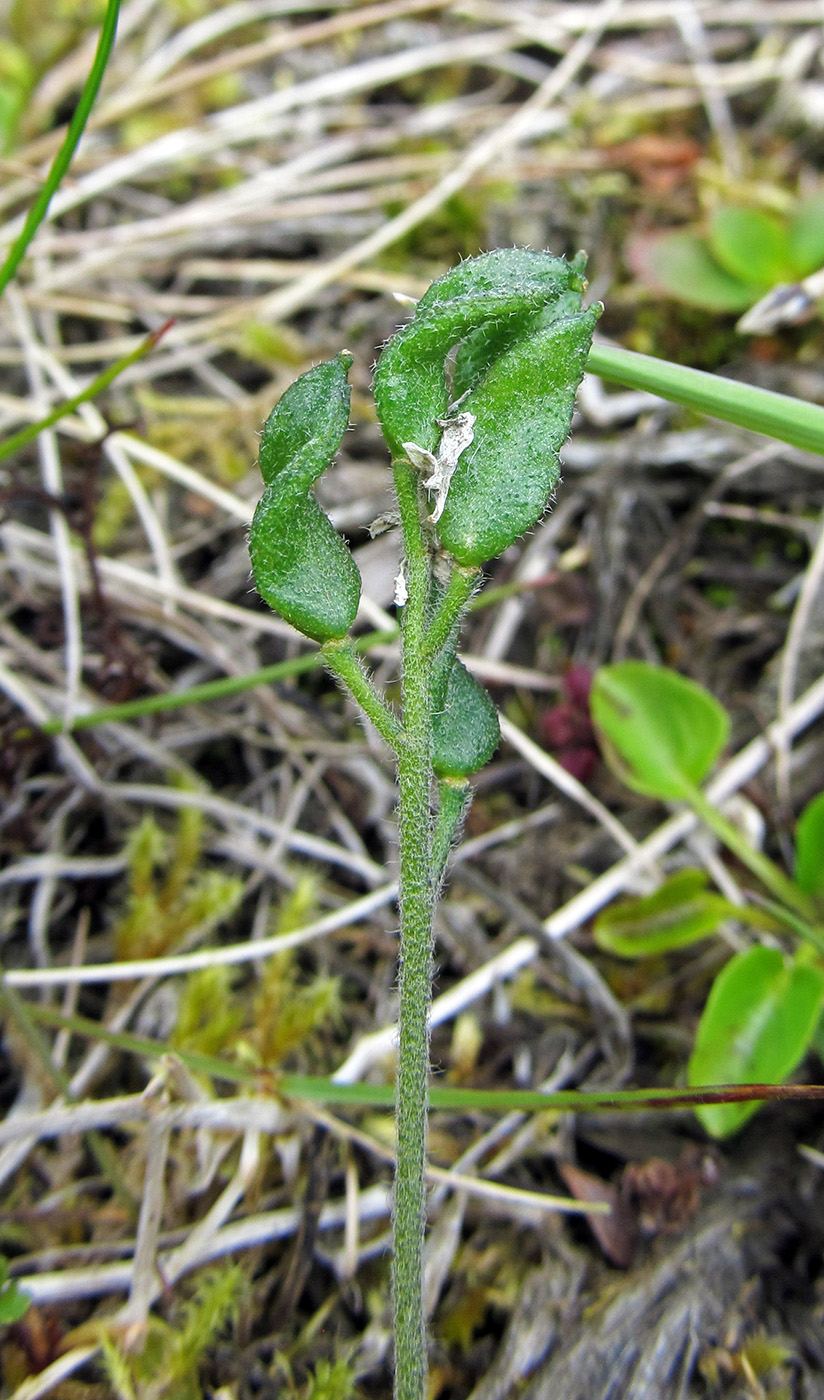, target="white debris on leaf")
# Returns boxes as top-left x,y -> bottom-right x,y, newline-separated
394,562 -> 409,607
403,411 -> 476,524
